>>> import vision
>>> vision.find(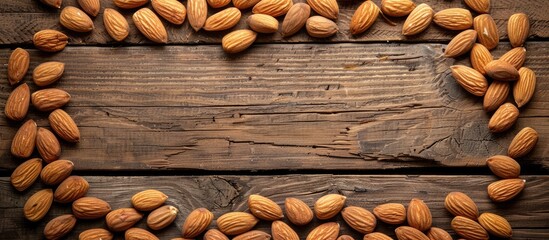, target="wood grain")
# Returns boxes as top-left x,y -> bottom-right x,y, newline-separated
0,0 -> 547,45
